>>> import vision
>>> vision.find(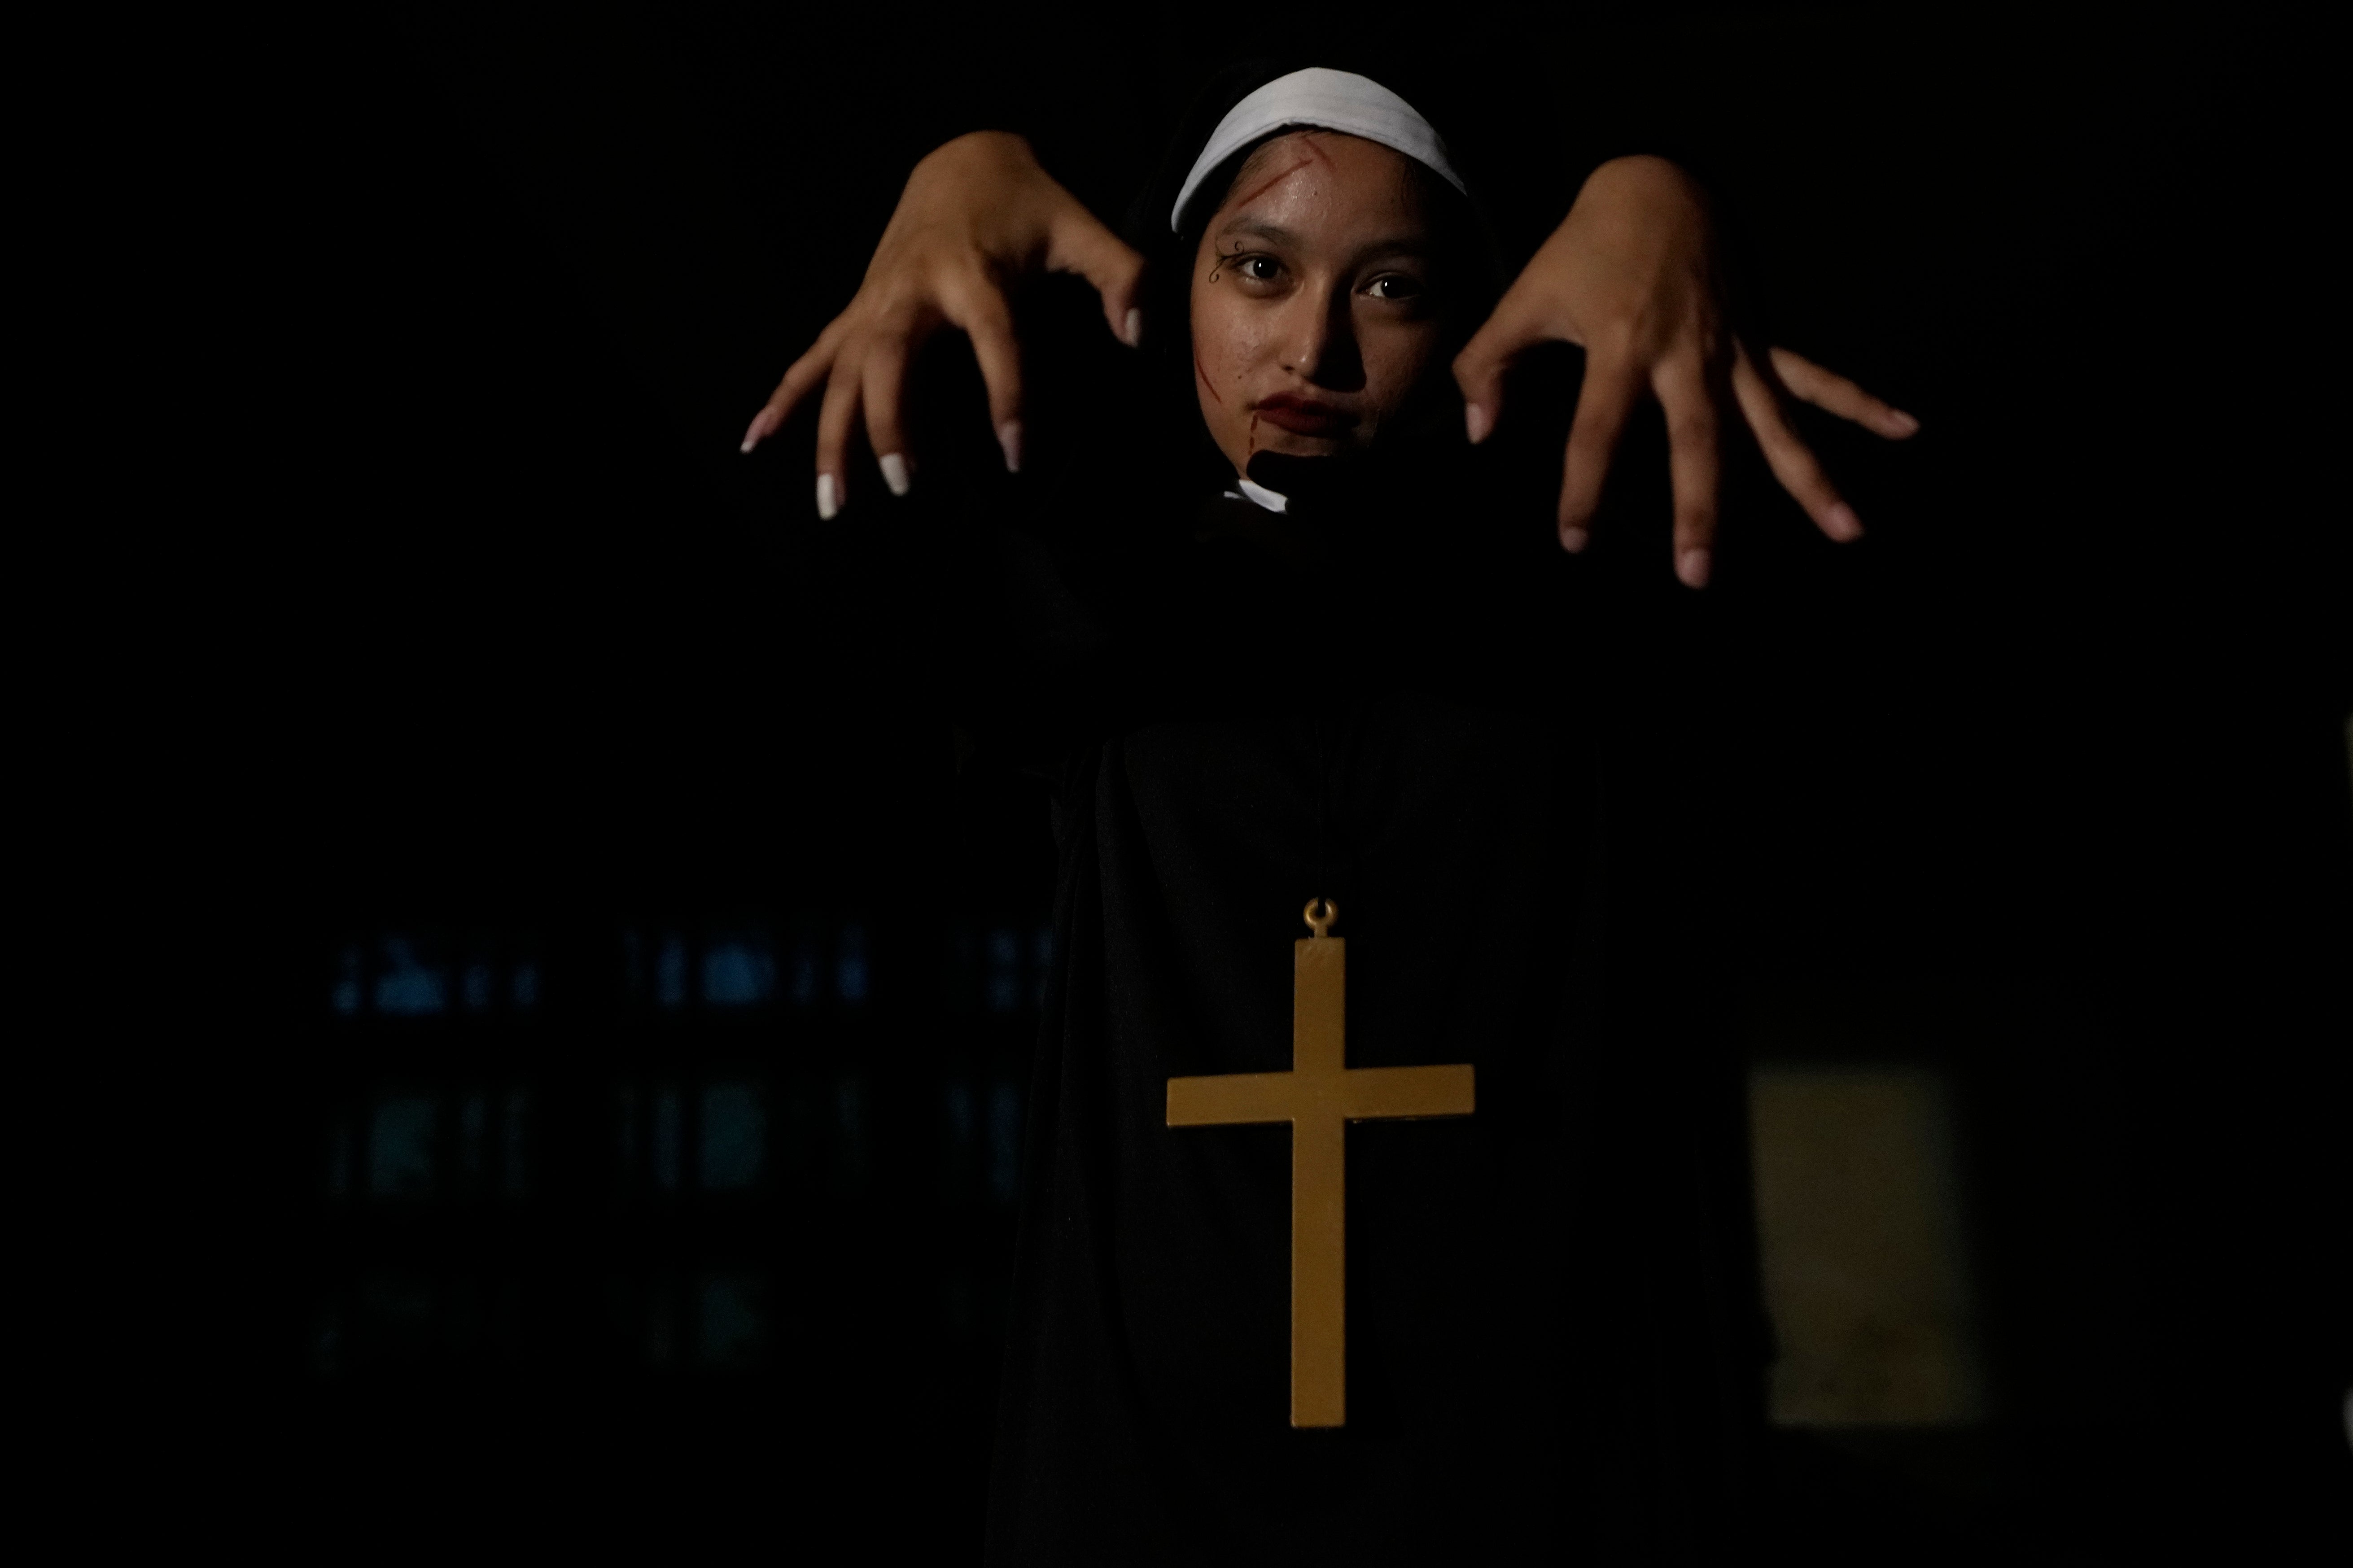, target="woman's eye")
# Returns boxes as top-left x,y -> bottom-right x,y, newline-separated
1365,274 -> 1426,301
1238,256 -> 1281,281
